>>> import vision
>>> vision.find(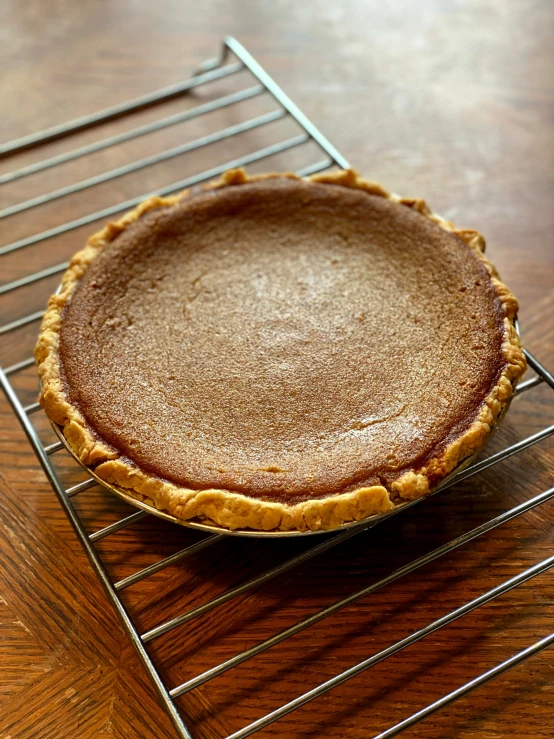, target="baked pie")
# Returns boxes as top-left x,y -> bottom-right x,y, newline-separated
36,169 -> 526,531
